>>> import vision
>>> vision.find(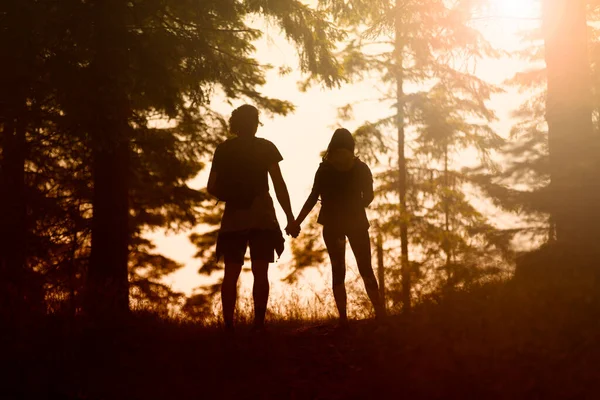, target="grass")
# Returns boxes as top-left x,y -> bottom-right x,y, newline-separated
4,264 -> 600,399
